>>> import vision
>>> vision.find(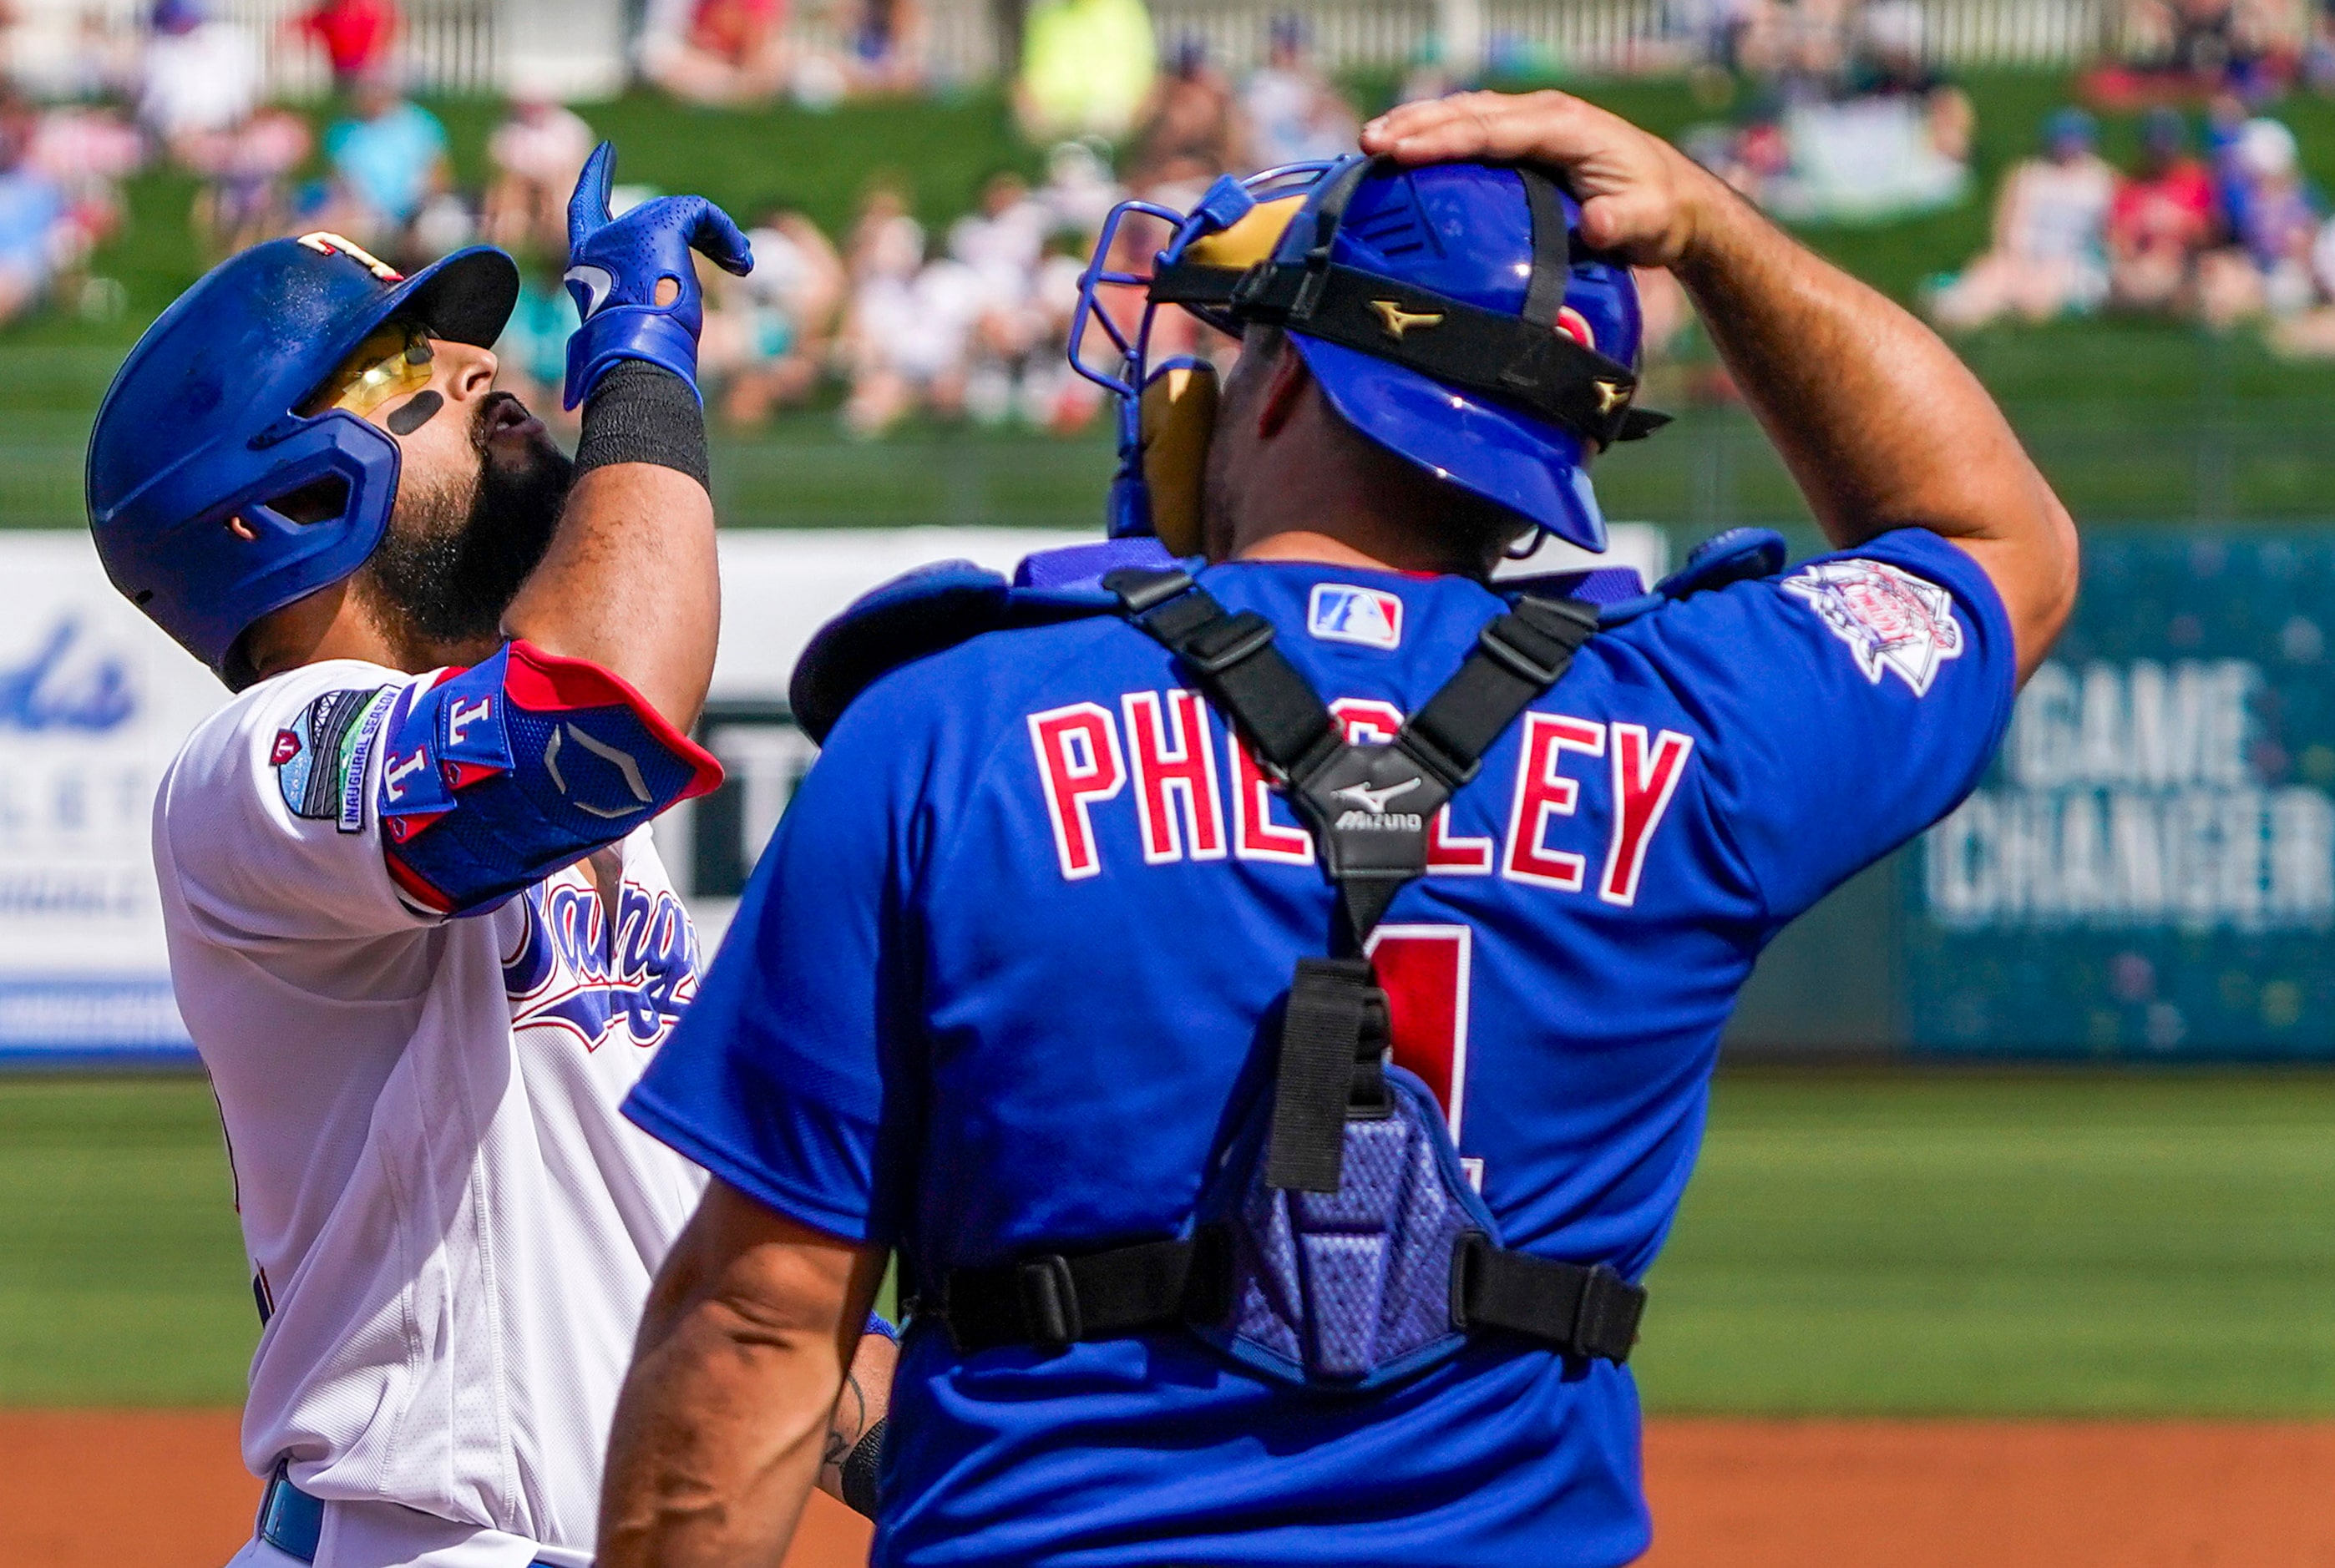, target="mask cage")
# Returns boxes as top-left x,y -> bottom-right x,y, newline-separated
1067,163 -> 1340,541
